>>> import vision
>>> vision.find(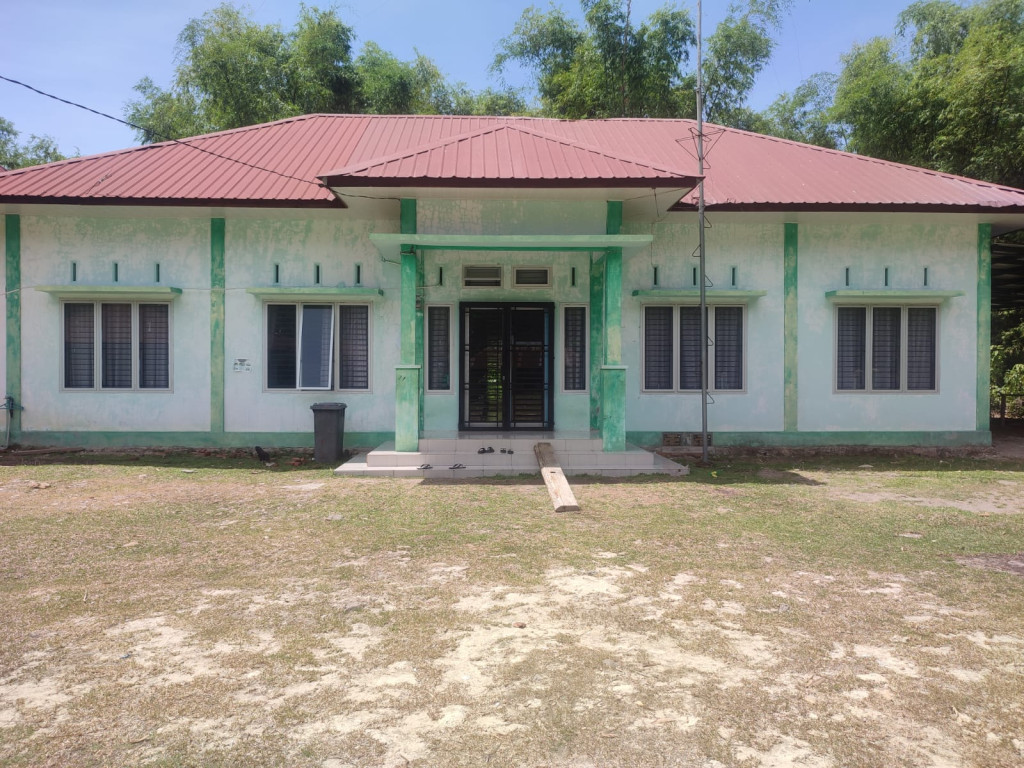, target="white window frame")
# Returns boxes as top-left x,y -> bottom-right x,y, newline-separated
559,303 -> 588,394
424,303 -> 454,394
60,300 -> 173,393
263,302 -> 372,393
833,304 -> 940,394
640,304 -> 747,394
